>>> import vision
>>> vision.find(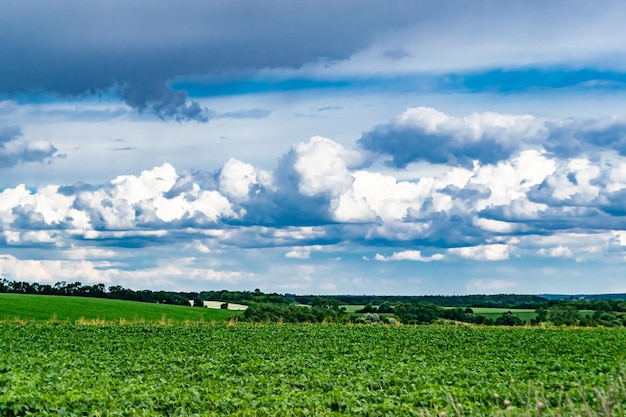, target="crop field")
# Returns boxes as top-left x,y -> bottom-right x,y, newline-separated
0,293 -> 241,323
1,324 -> 625,416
